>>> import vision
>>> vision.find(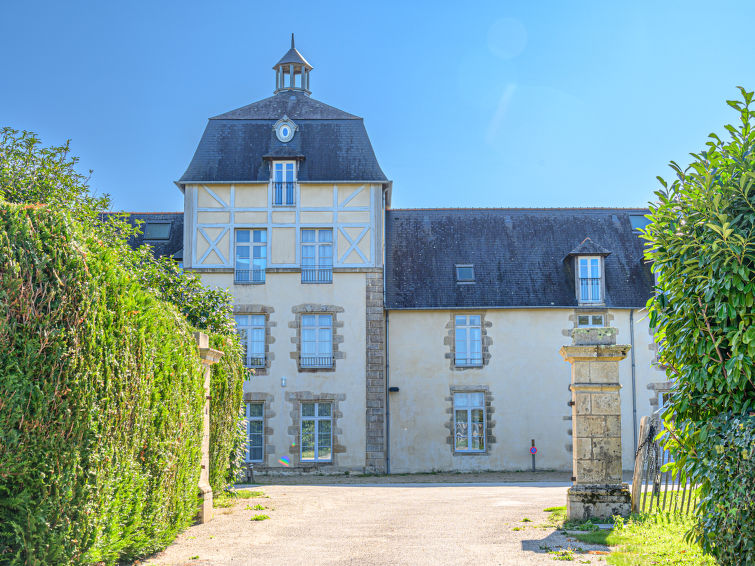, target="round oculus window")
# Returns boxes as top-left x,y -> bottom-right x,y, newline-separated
276,121 -> 295,143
